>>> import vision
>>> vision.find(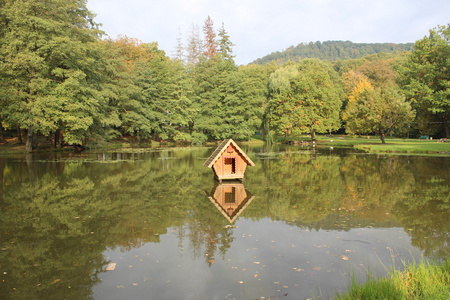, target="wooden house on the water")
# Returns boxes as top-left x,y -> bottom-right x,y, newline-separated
207,182 -> 255,223
204,139 -> 255,182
